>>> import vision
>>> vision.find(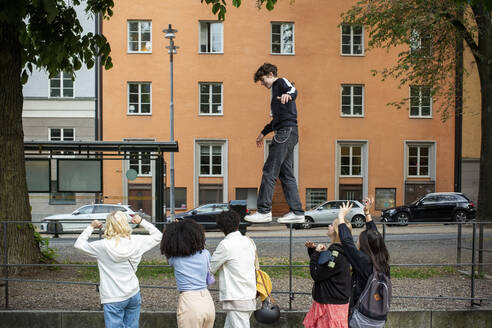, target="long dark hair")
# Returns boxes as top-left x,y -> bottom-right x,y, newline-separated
359,229 -> 390,276
160,219 -> 205,258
